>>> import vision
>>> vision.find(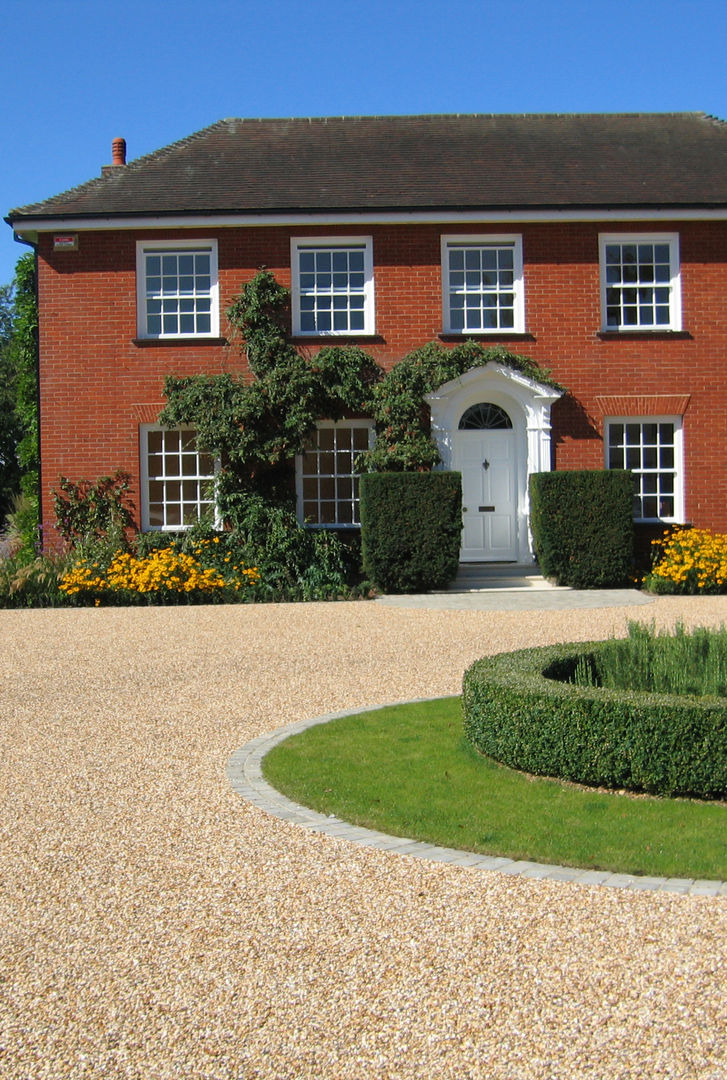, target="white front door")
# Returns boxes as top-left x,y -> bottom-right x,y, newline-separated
453,429 -> 518,561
